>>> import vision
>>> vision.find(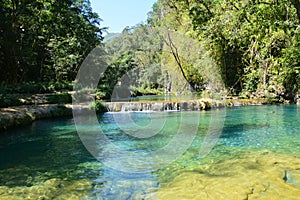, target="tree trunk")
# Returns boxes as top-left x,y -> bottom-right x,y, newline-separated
163,31 -> 197,92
